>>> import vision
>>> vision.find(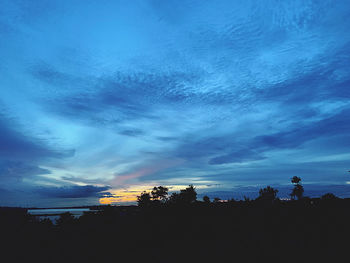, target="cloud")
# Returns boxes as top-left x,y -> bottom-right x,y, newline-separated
173,136 -> 234,161
30,63 -> 84,88
0,160 -> 50,181
37,185 -> 111,199
119,129 -> 145,137
171,107 -> 350,166
253,108 -> 350,150
156,136 -> 178,142
1,0 -> 350,206
0,114 -> 63,161
209,149 -> 266,165
0,113 -> 74,186
253,51 -> 350,106
111,159 -> 185,187
99,192 -> 120,198
41,71 -> 200,125
60,175 -> 107,185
